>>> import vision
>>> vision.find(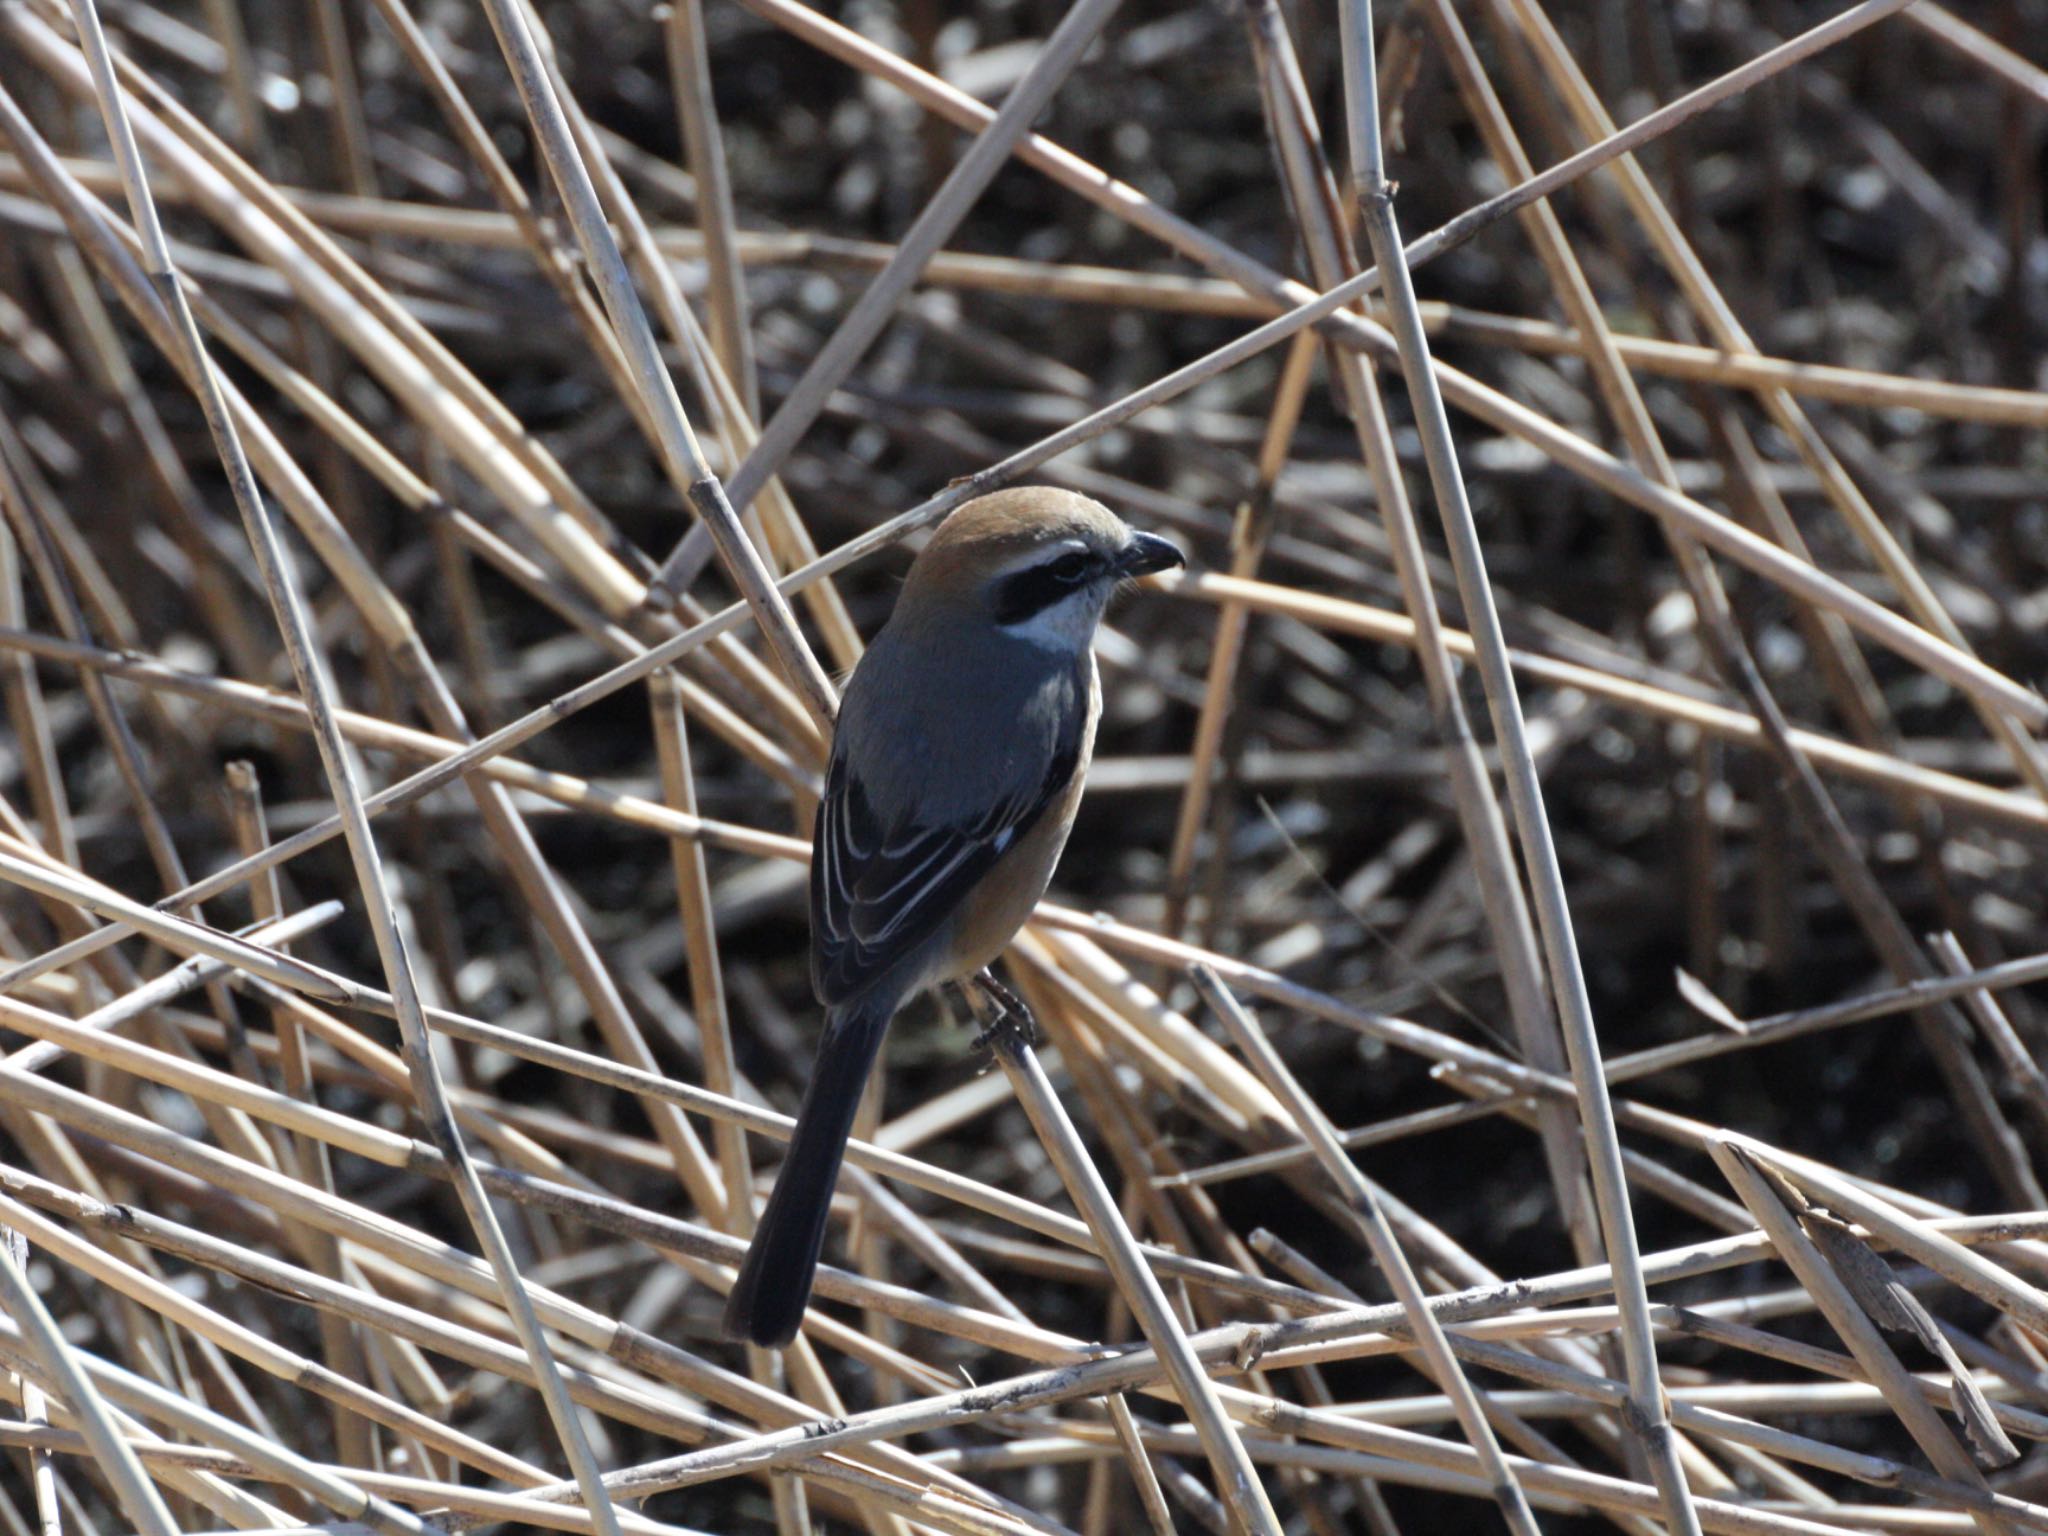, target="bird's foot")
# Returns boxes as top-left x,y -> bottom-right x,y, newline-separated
971,969 -> 1040,1053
